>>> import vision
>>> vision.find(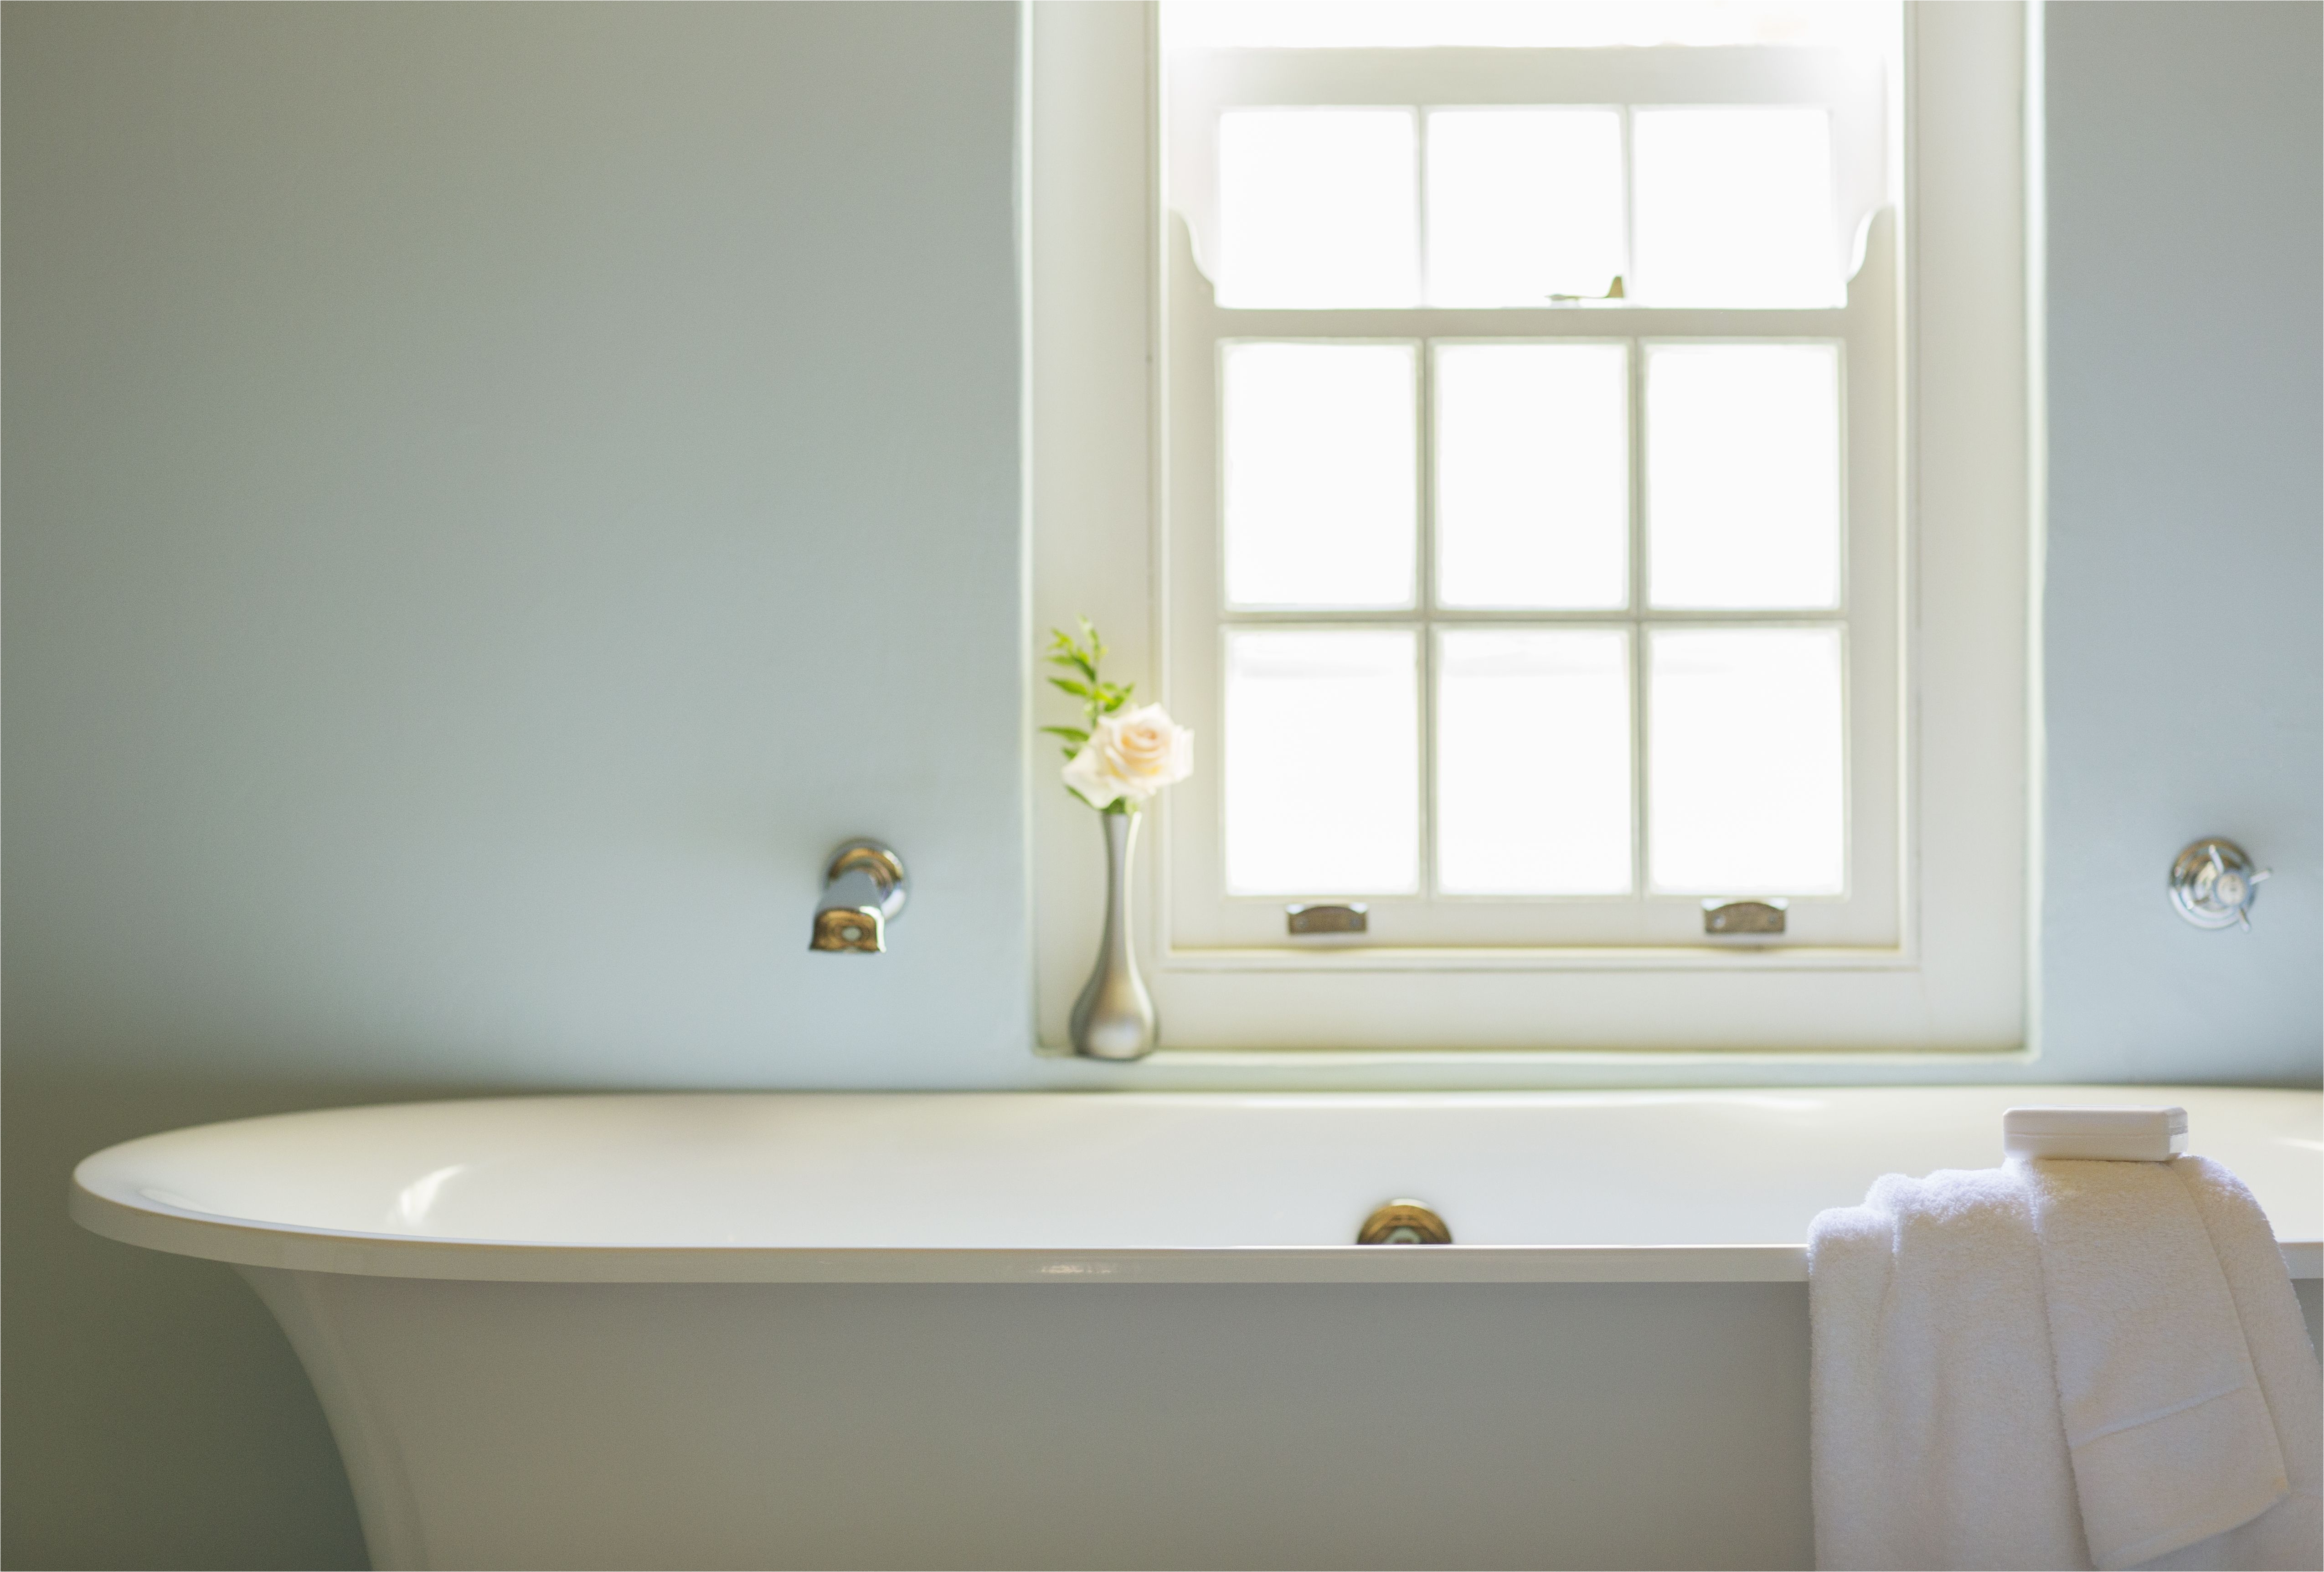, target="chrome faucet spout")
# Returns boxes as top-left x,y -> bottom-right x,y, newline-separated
810,840 -> 907,953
